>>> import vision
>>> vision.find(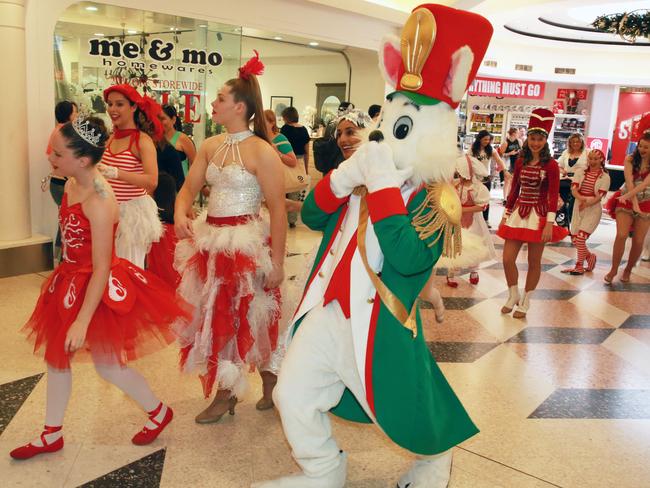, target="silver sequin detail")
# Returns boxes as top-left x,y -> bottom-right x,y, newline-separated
206,164 -> 262,217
